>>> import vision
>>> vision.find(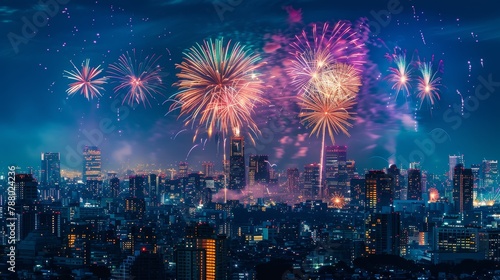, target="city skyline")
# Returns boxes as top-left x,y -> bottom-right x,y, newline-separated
0,0 -> 500,174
